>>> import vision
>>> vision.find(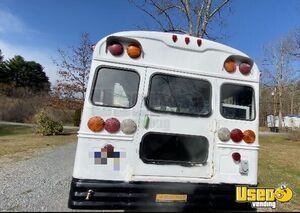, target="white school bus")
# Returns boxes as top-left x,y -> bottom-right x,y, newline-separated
68,31 -> 259,211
